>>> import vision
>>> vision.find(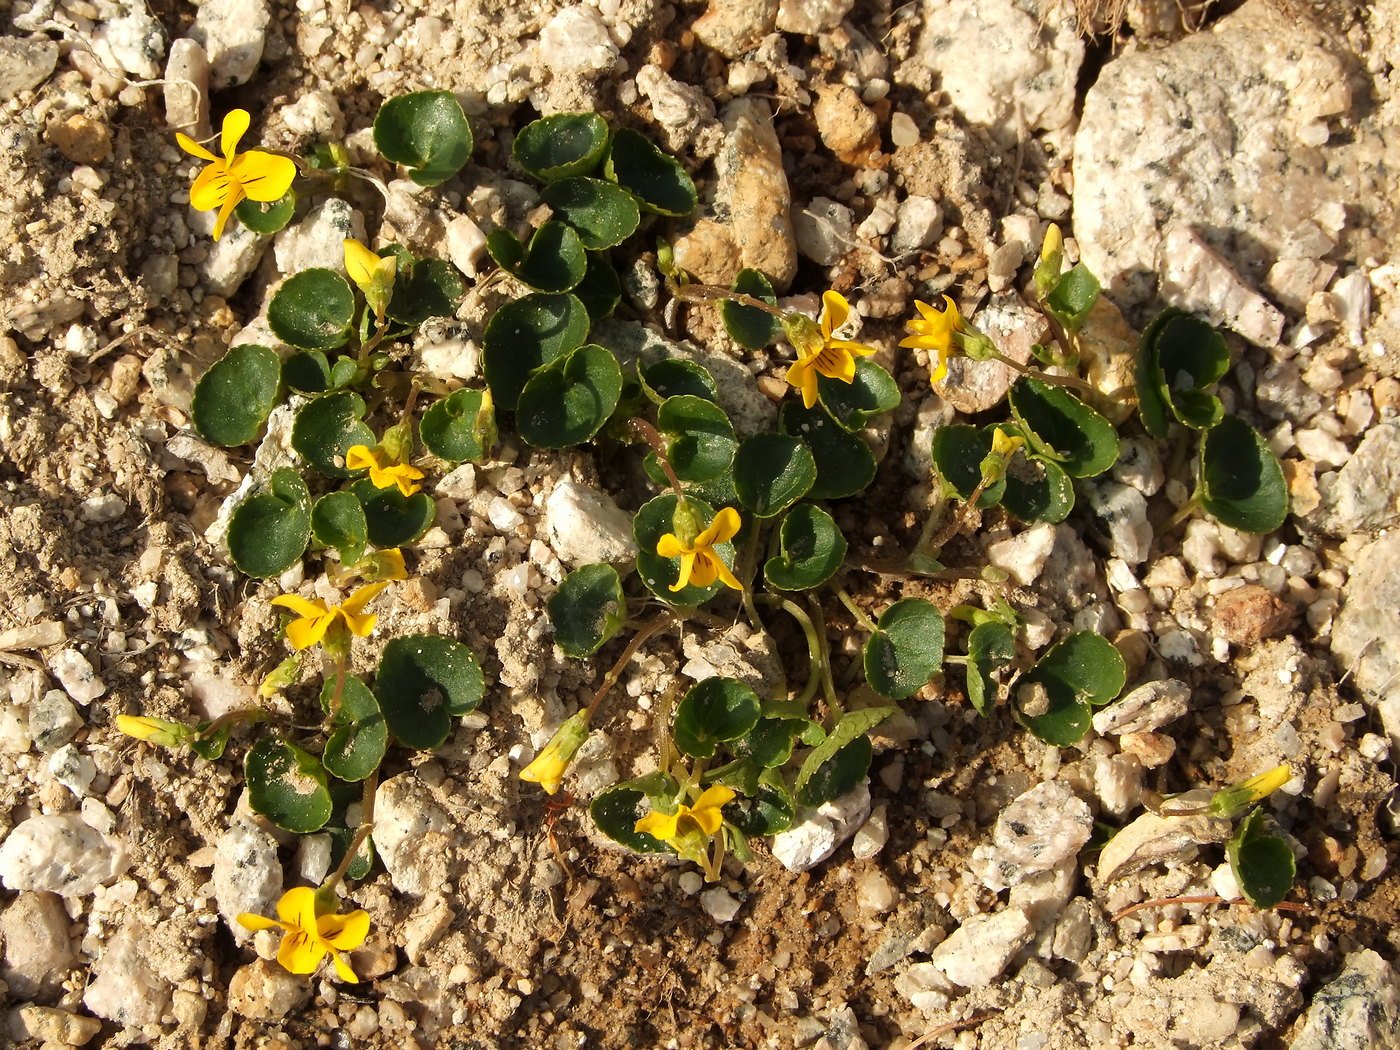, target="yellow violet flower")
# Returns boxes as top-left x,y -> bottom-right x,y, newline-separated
345,444 -> 425,498
237,886 -> 370,983
634,785 -> 736,851
115,714 -> 192,746
343,238 -> 397,320
899,296 -> 967,384
519,711 -> 590,795
990,429 -> 1025,458
785,290 -> 878,410
270,581 -> 389,651
1208,763 -> 1293,819
656,506 -> 743,592
177,109 -> 297,241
